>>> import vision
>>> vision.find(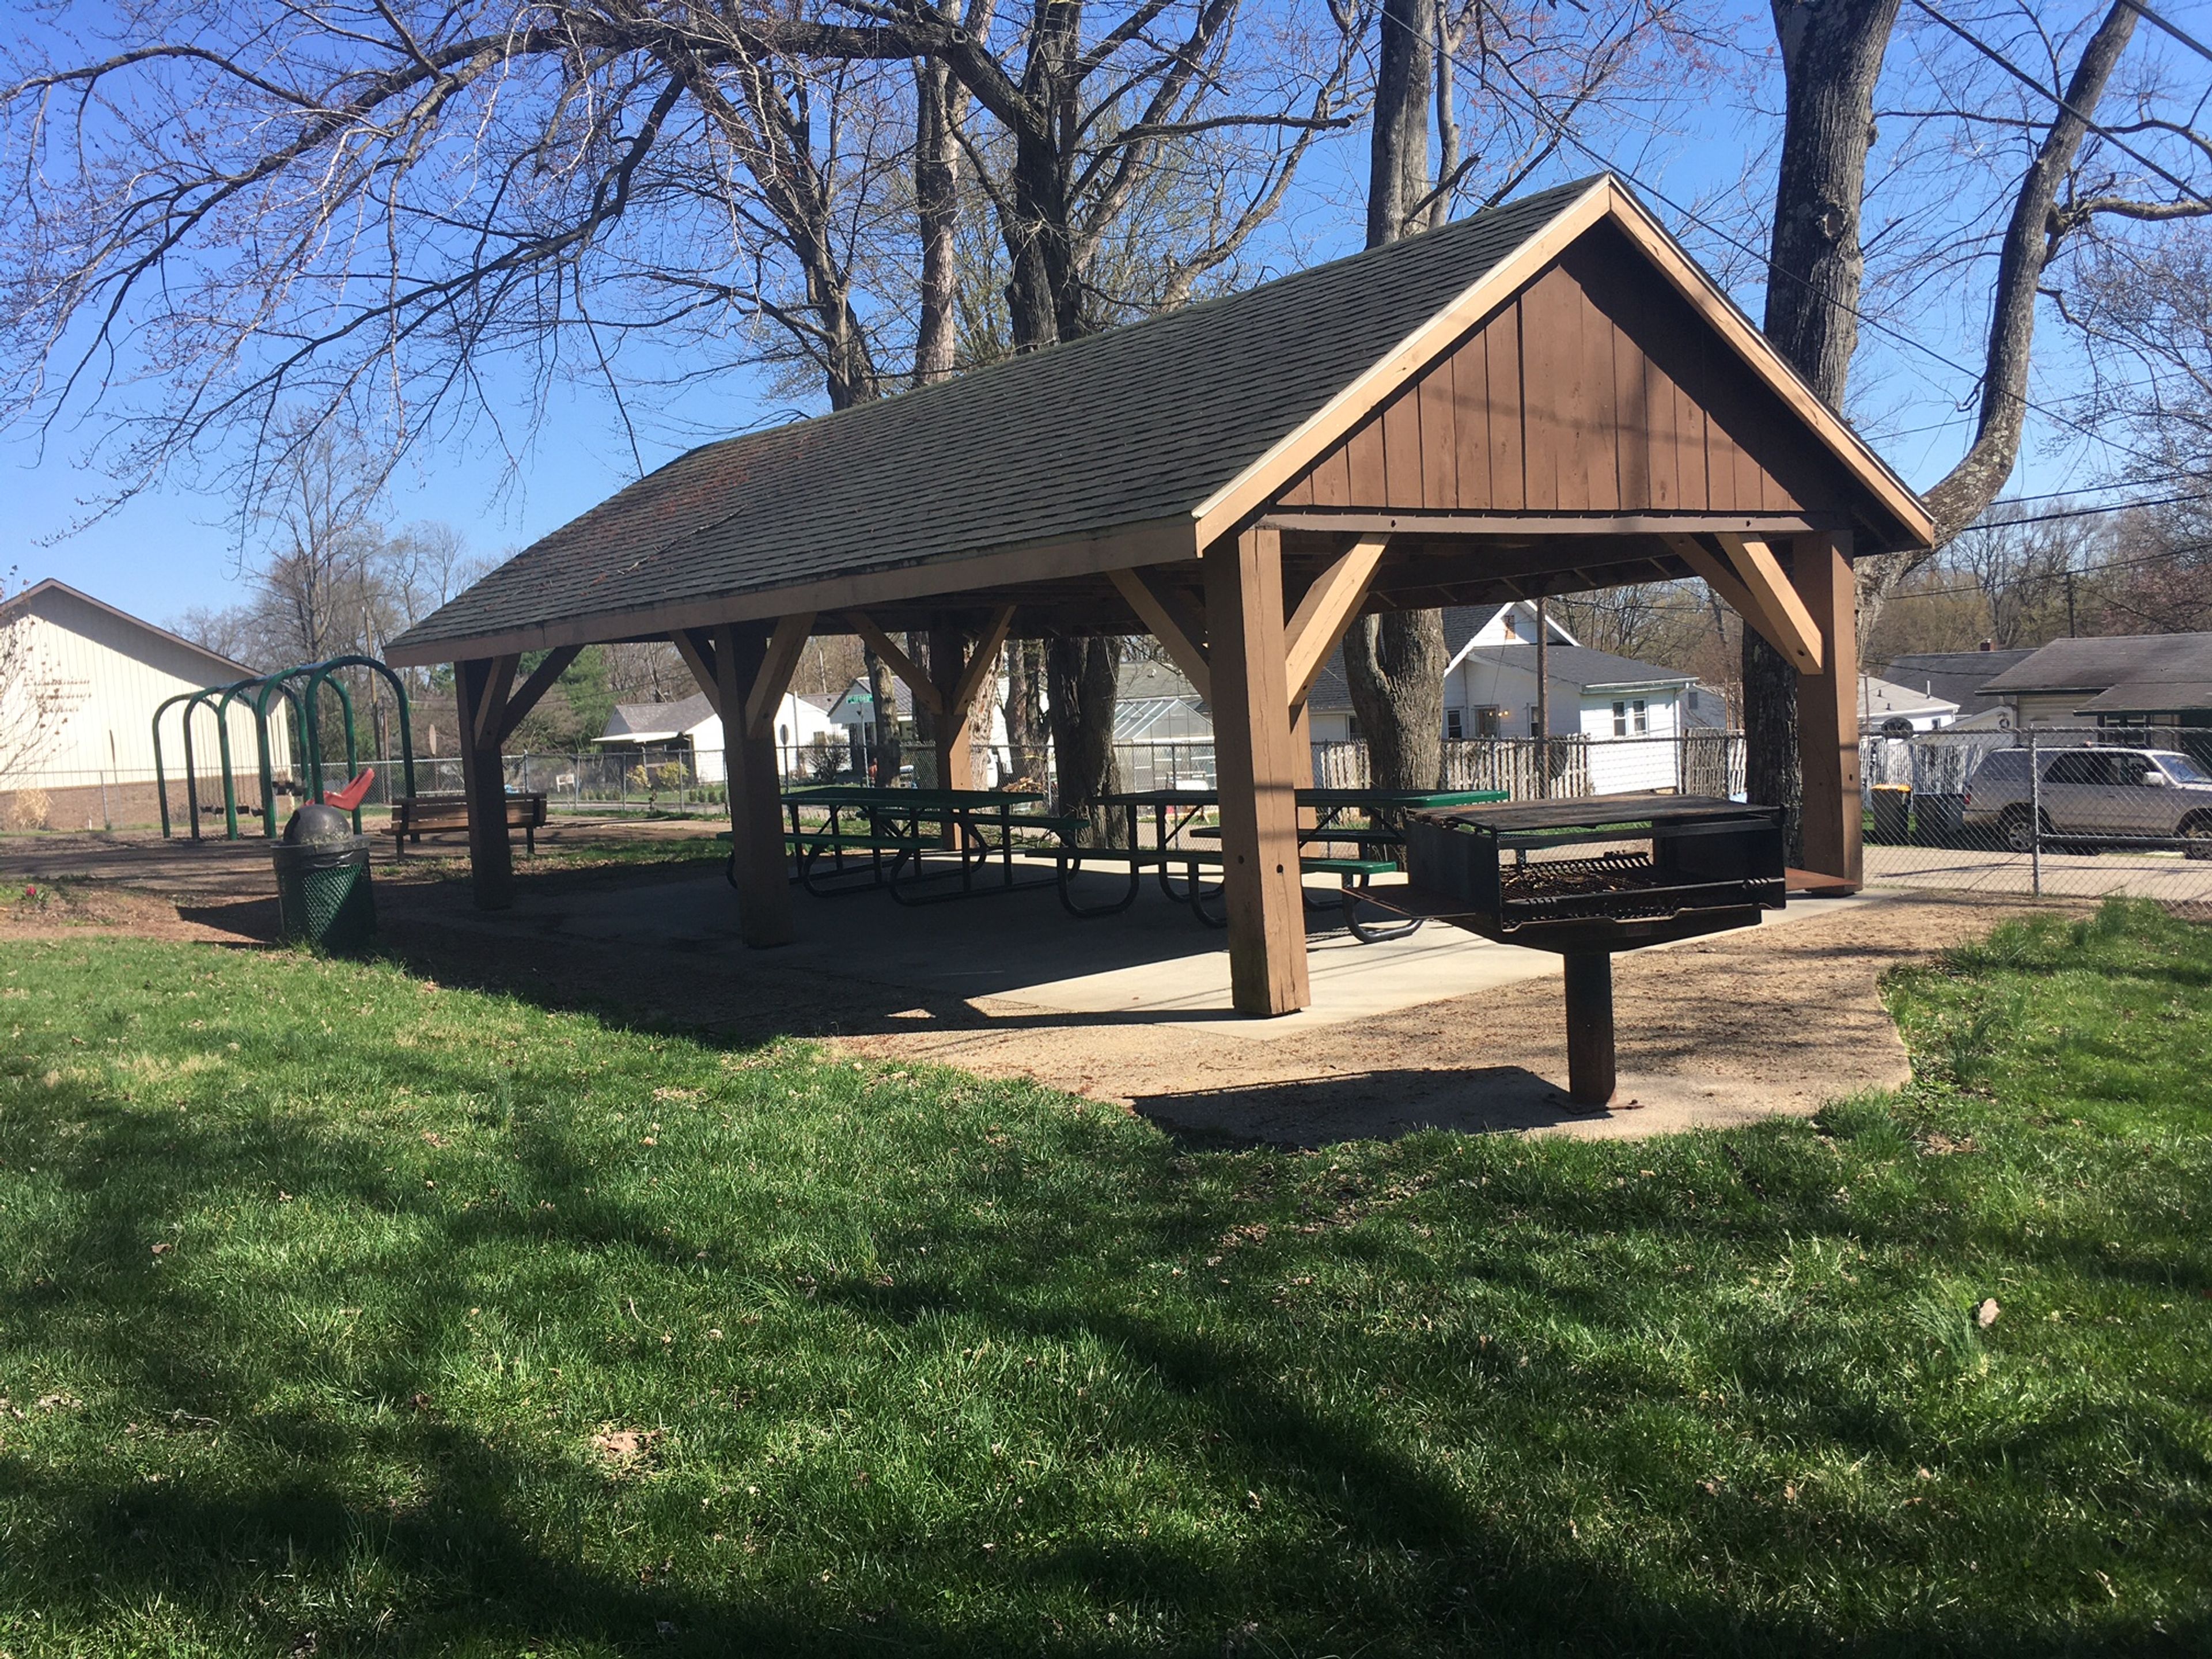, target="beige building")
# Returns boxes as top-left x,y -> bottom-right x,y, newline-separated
0,578 -> 288,831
